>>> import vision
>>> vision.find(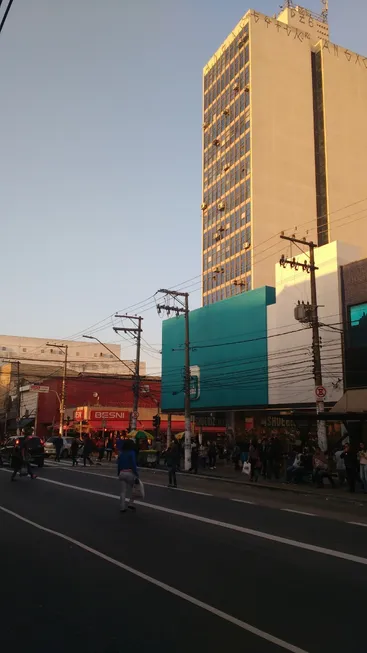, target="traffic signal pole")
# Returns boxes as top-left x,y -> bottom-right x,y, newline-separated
280,236 -> 327,451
